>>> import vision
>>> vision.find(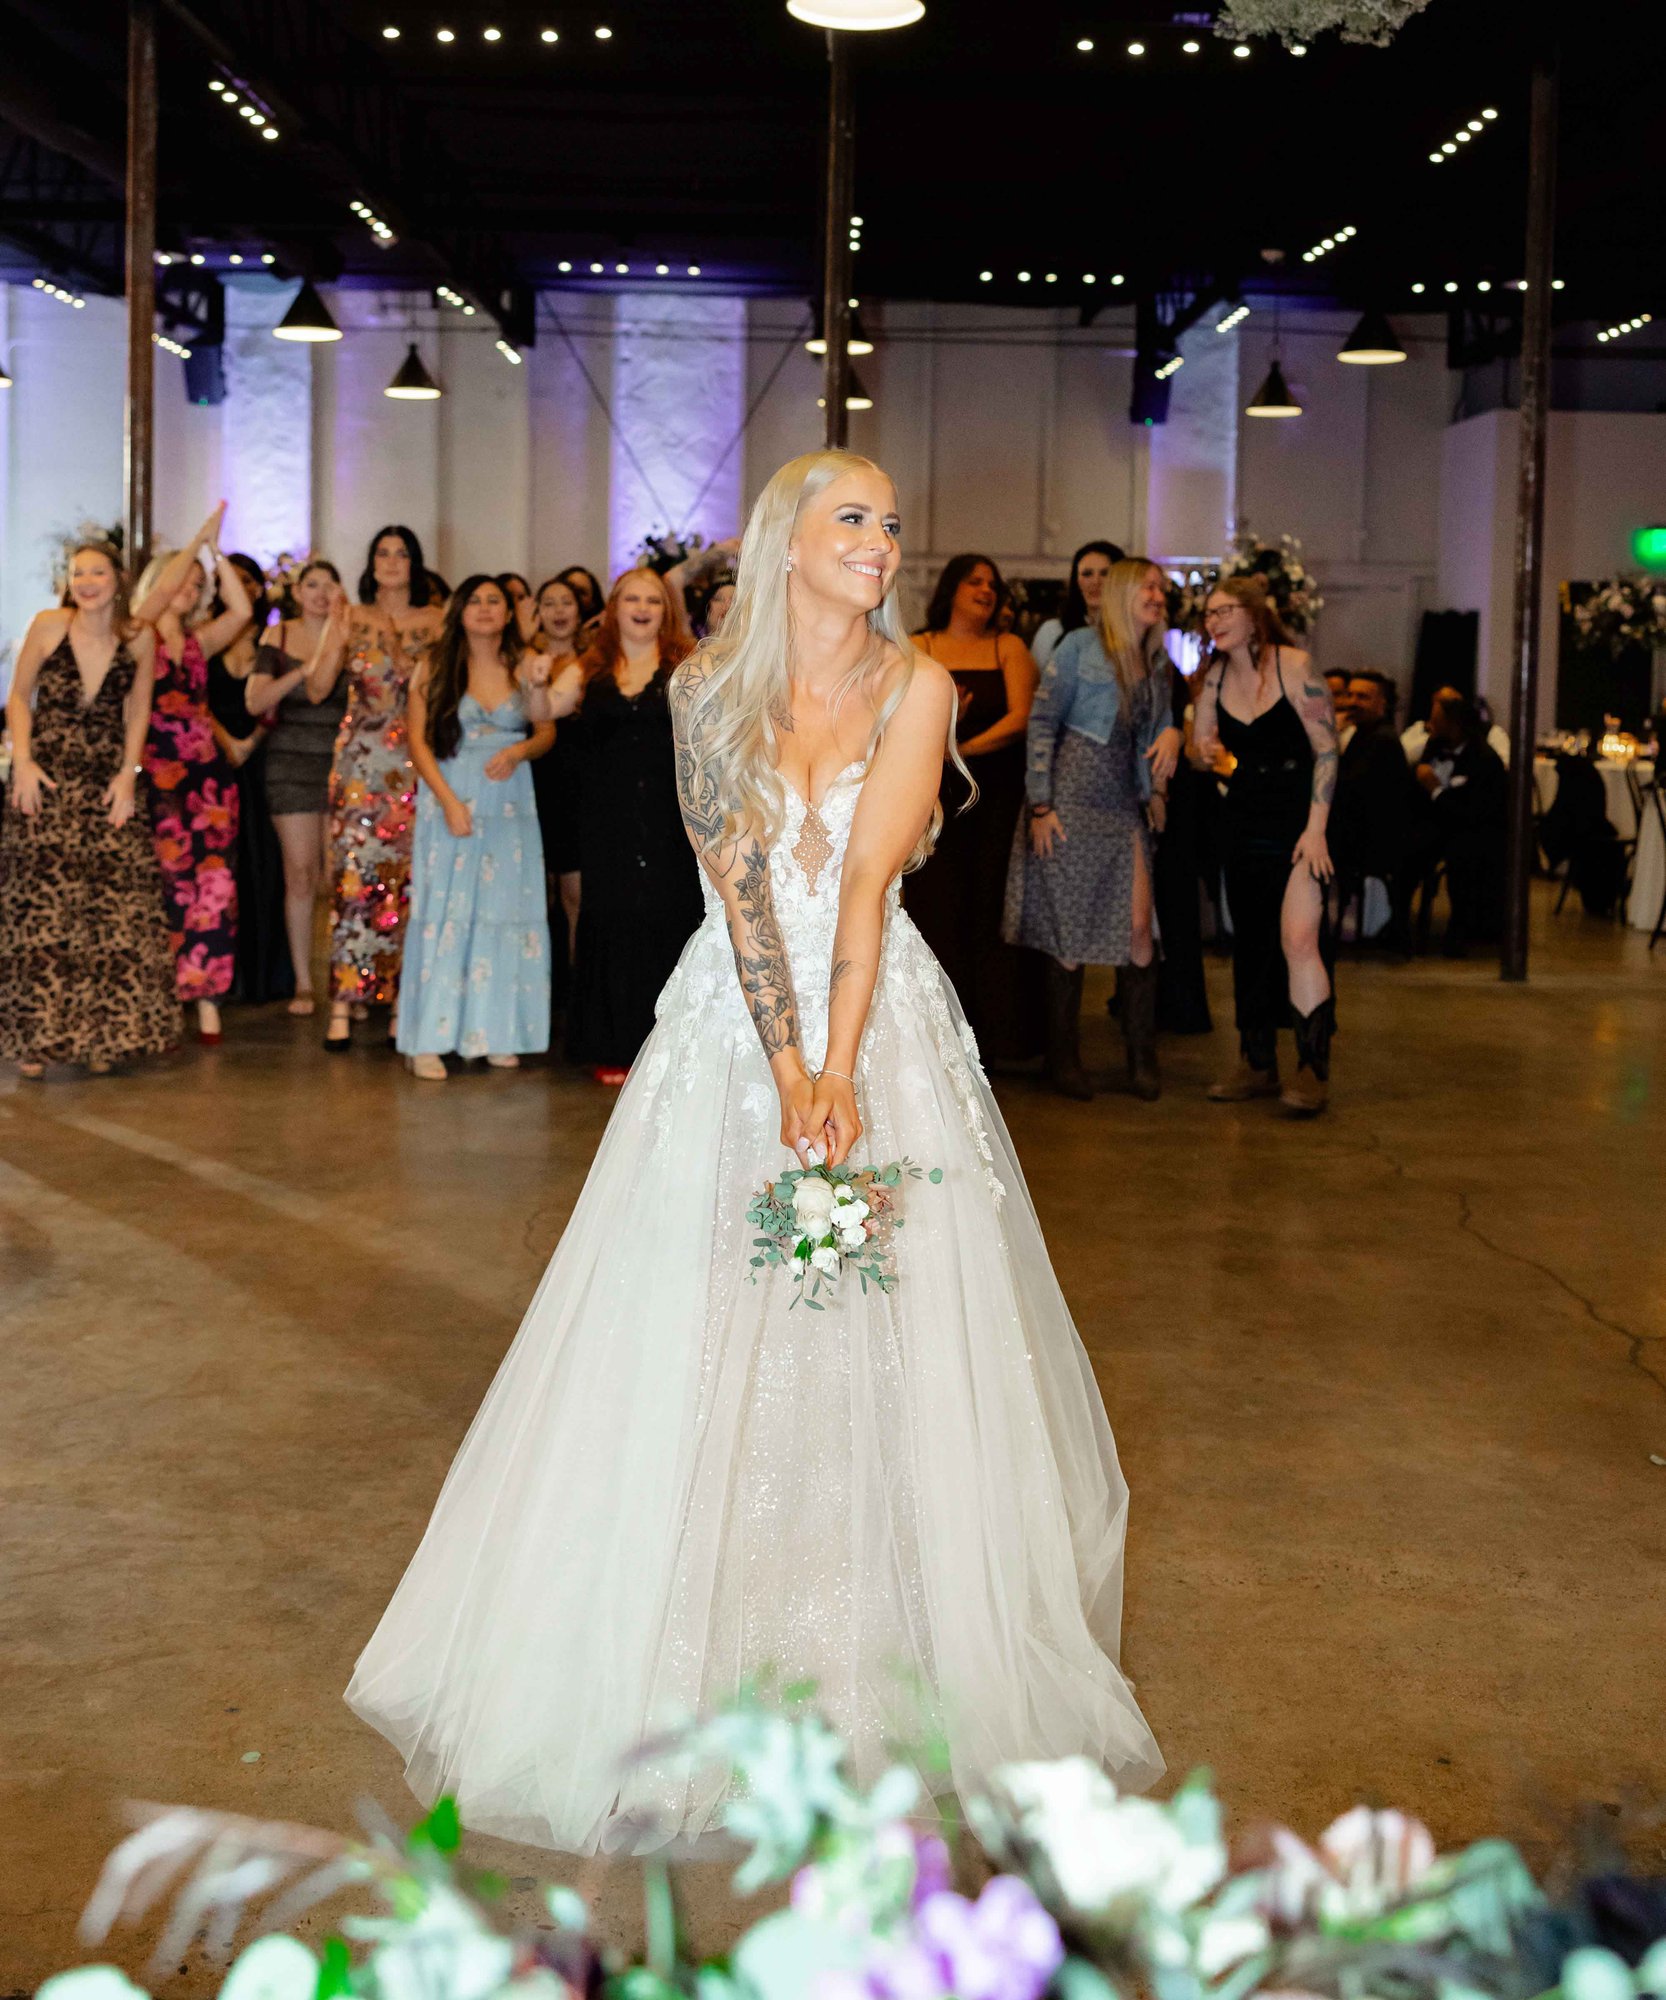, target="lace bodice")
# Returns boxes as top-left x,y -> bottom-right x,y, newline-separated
655,764 -> 1003,1191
